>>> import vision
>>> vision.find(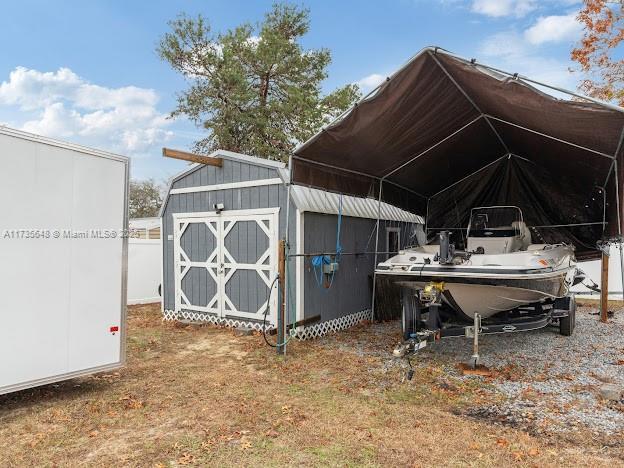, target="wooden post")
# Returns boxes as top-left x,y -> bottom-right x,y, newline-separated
277,239 -> 286,355
600,250 -> 609,323
162,147 -> 223,167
